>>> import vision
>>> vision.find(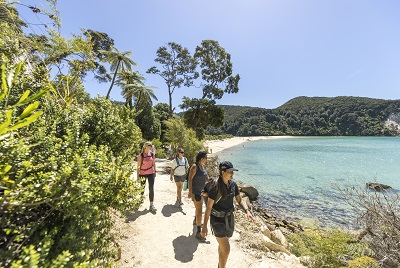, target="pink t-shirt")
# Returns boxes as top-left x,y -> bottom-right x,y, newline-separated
138,152 -> 155,175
